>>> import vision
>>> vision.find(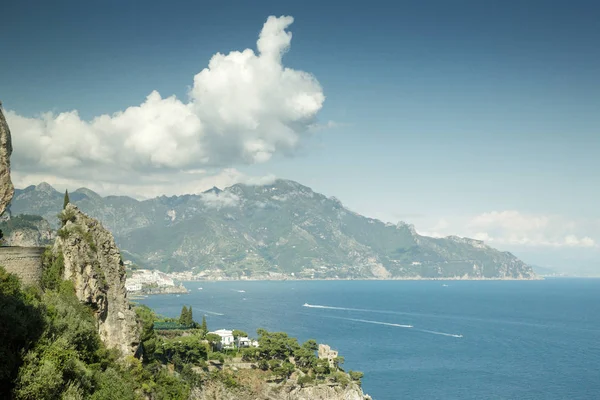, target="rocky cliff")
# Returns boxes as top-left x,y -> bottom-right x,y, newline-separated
191,379 -> 371,400
54,203 -> 140,356
0,214 -> 54,246
0,103 -> 14,216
